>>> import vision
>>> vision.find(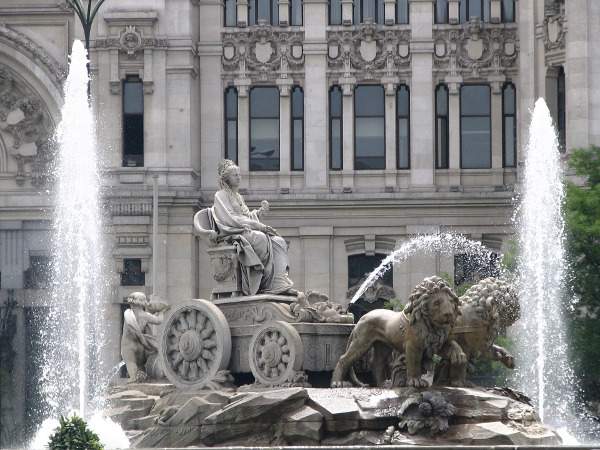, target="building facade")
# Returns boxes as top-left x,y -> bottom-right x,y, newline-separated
1,0 -> 599,443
